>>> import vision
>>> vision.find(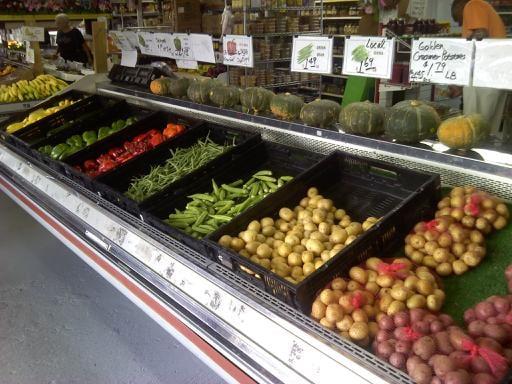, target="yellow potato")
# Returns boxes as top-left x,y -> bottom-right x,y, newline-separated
406,294 -> 427,309
387,300 -> 406,316
426,294 -> 443,312
331,278 -> 347,291
349,266 -> 368,285
452,259 -> 469,275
